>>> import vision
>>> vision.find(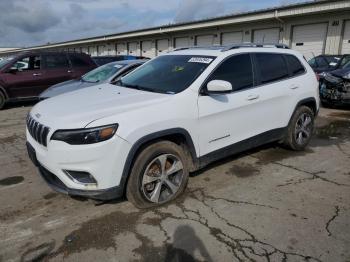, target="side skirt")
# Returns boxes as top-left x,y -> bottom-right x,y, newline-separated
198,127 -> 286,169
